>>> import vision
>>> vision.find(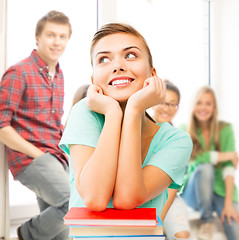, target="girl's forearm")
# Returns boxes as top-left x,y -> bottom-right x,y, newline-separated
218,152 -> 234,163
76,110 -> 122,210
113,107 -> 145,209
160,189 -> 178,221
224,175 -> 234,207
